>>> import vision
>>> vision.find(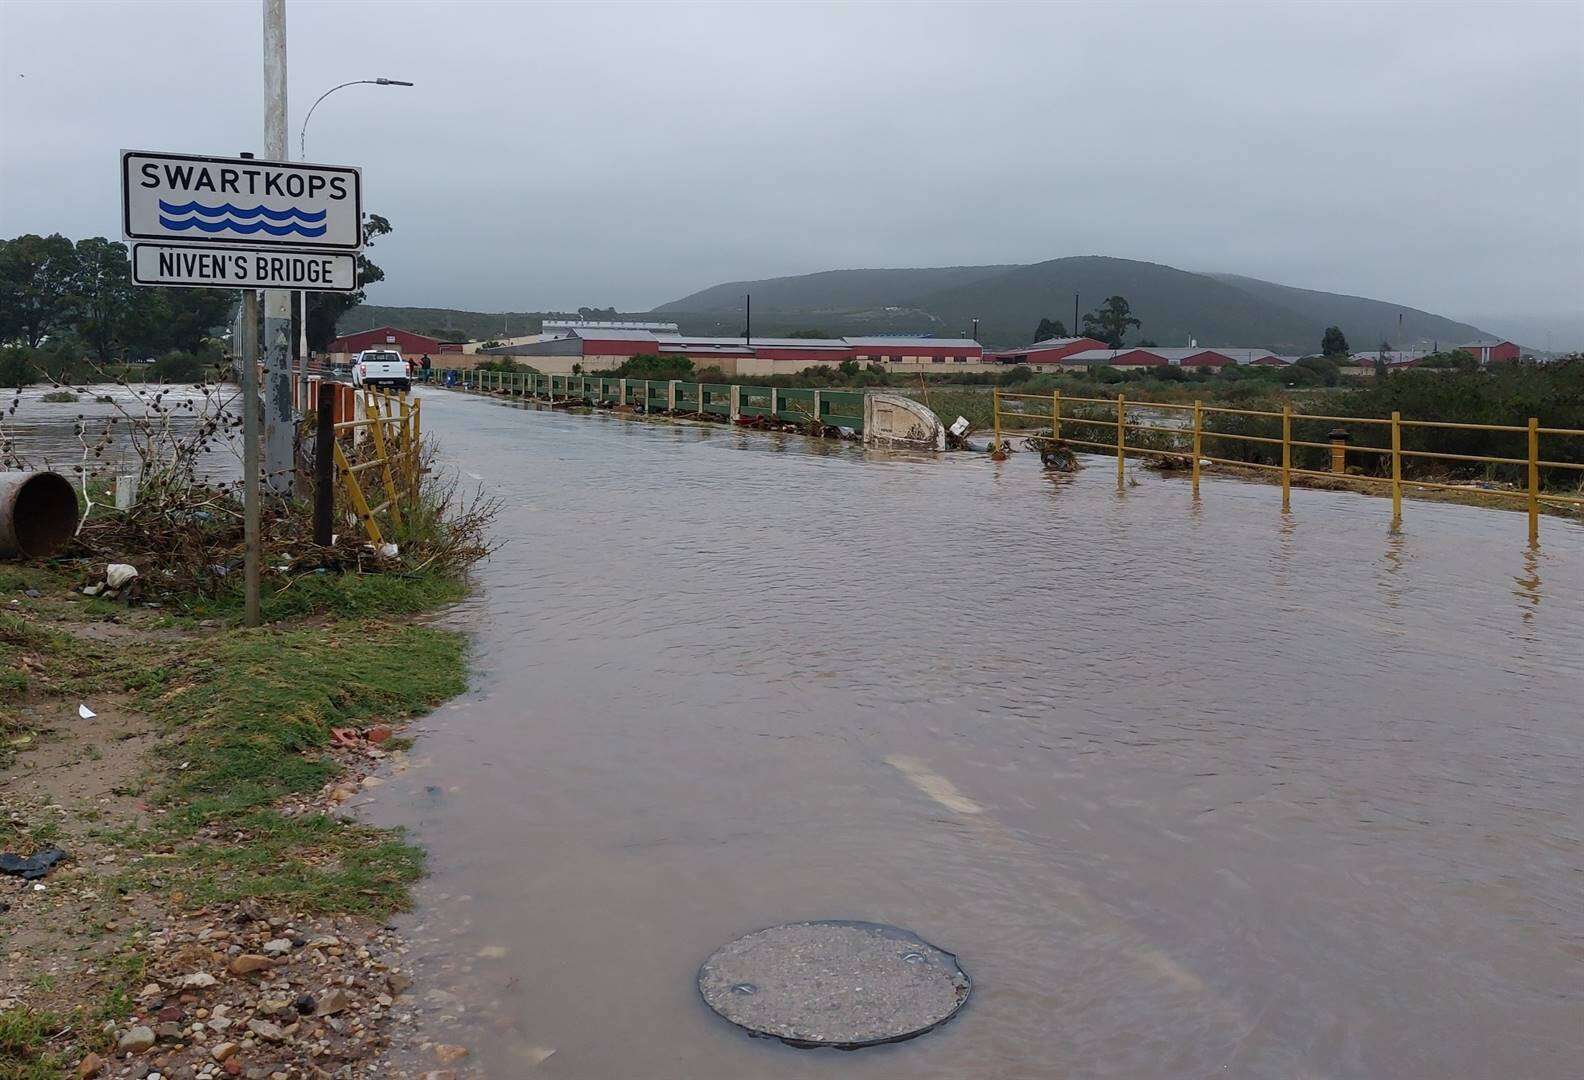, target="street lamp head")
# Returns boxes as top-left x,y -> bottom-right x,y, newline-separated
375,78 -> 414,86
